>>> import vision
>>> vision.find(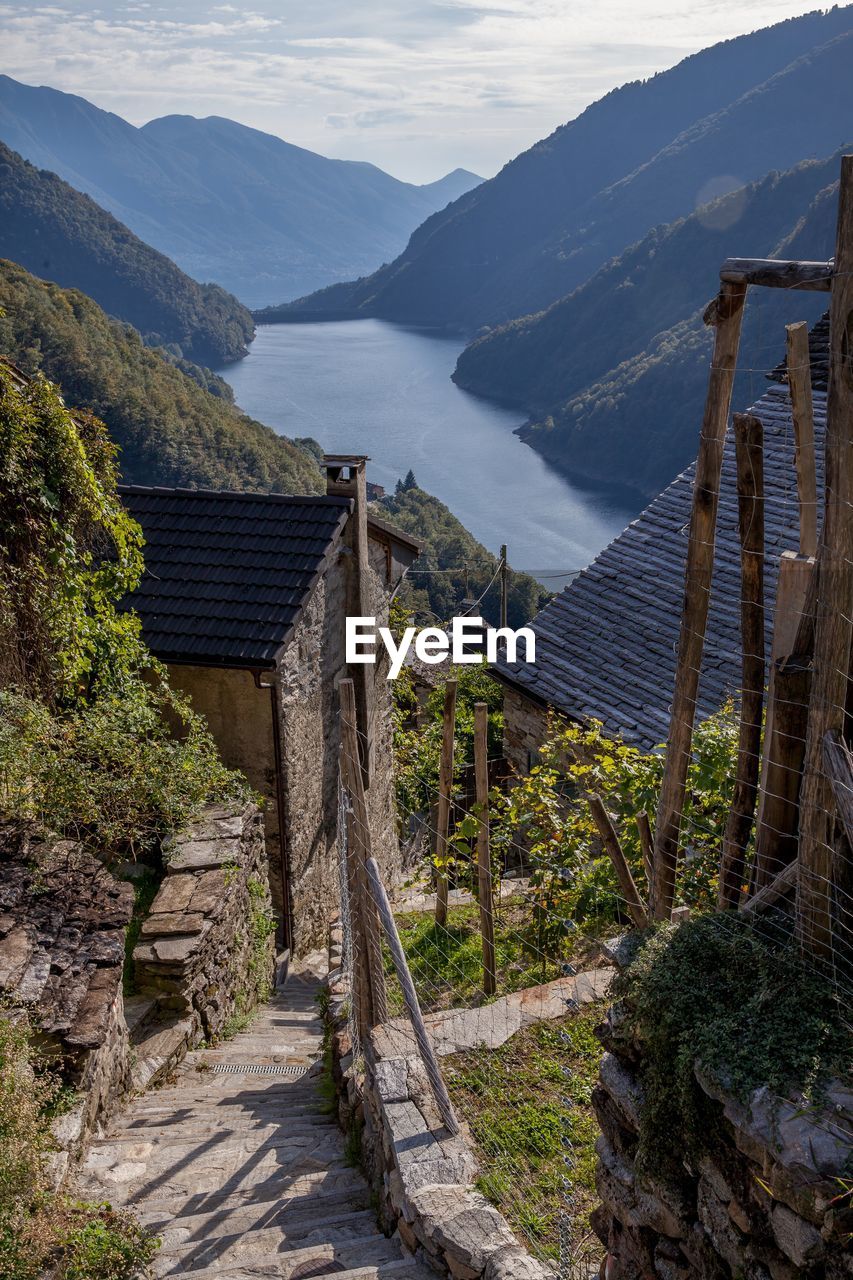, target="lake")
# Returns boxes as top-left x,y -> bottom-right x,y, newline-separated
219,320 -> 640,580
